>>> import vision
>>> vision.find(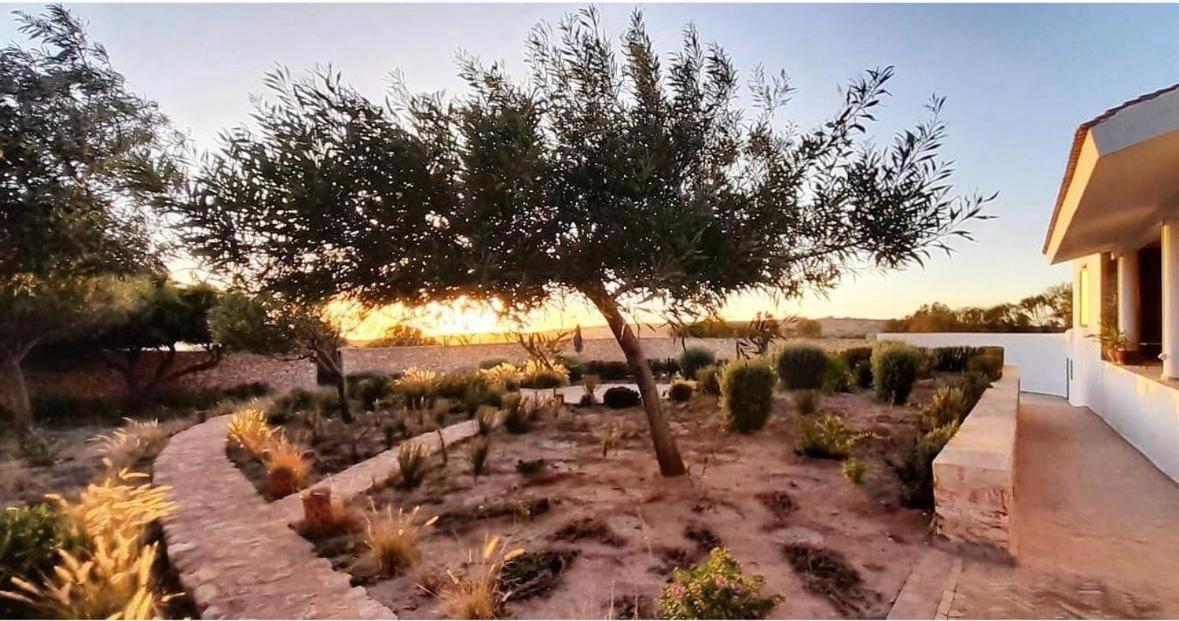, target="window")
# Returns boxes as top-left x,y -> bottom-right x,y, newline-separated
1078,266 -> 1090,327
